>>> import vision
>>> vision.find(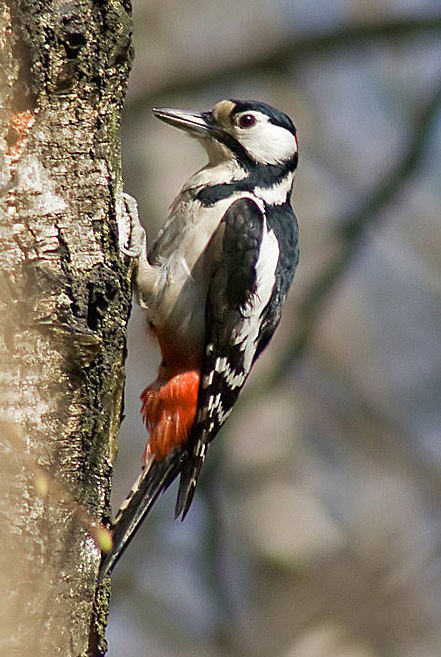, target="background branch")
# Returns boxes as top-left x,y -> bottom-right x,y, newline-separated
126,16 -> 441,112
255,80 -> 441,391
